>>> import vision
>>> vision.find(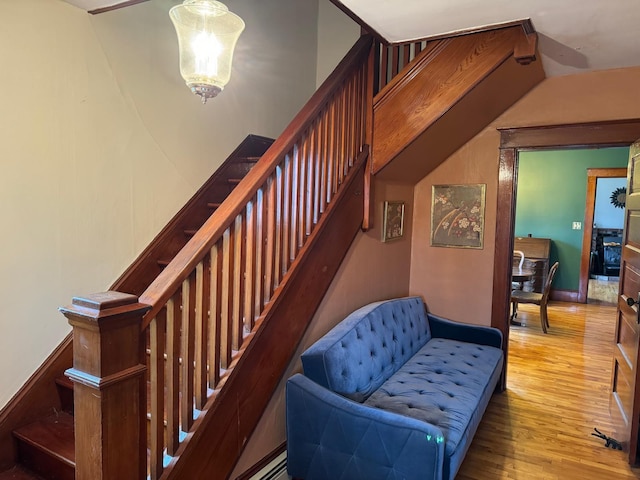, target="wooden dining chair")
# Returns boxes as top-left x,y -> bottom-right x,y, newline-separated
511,261 -> 559,333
